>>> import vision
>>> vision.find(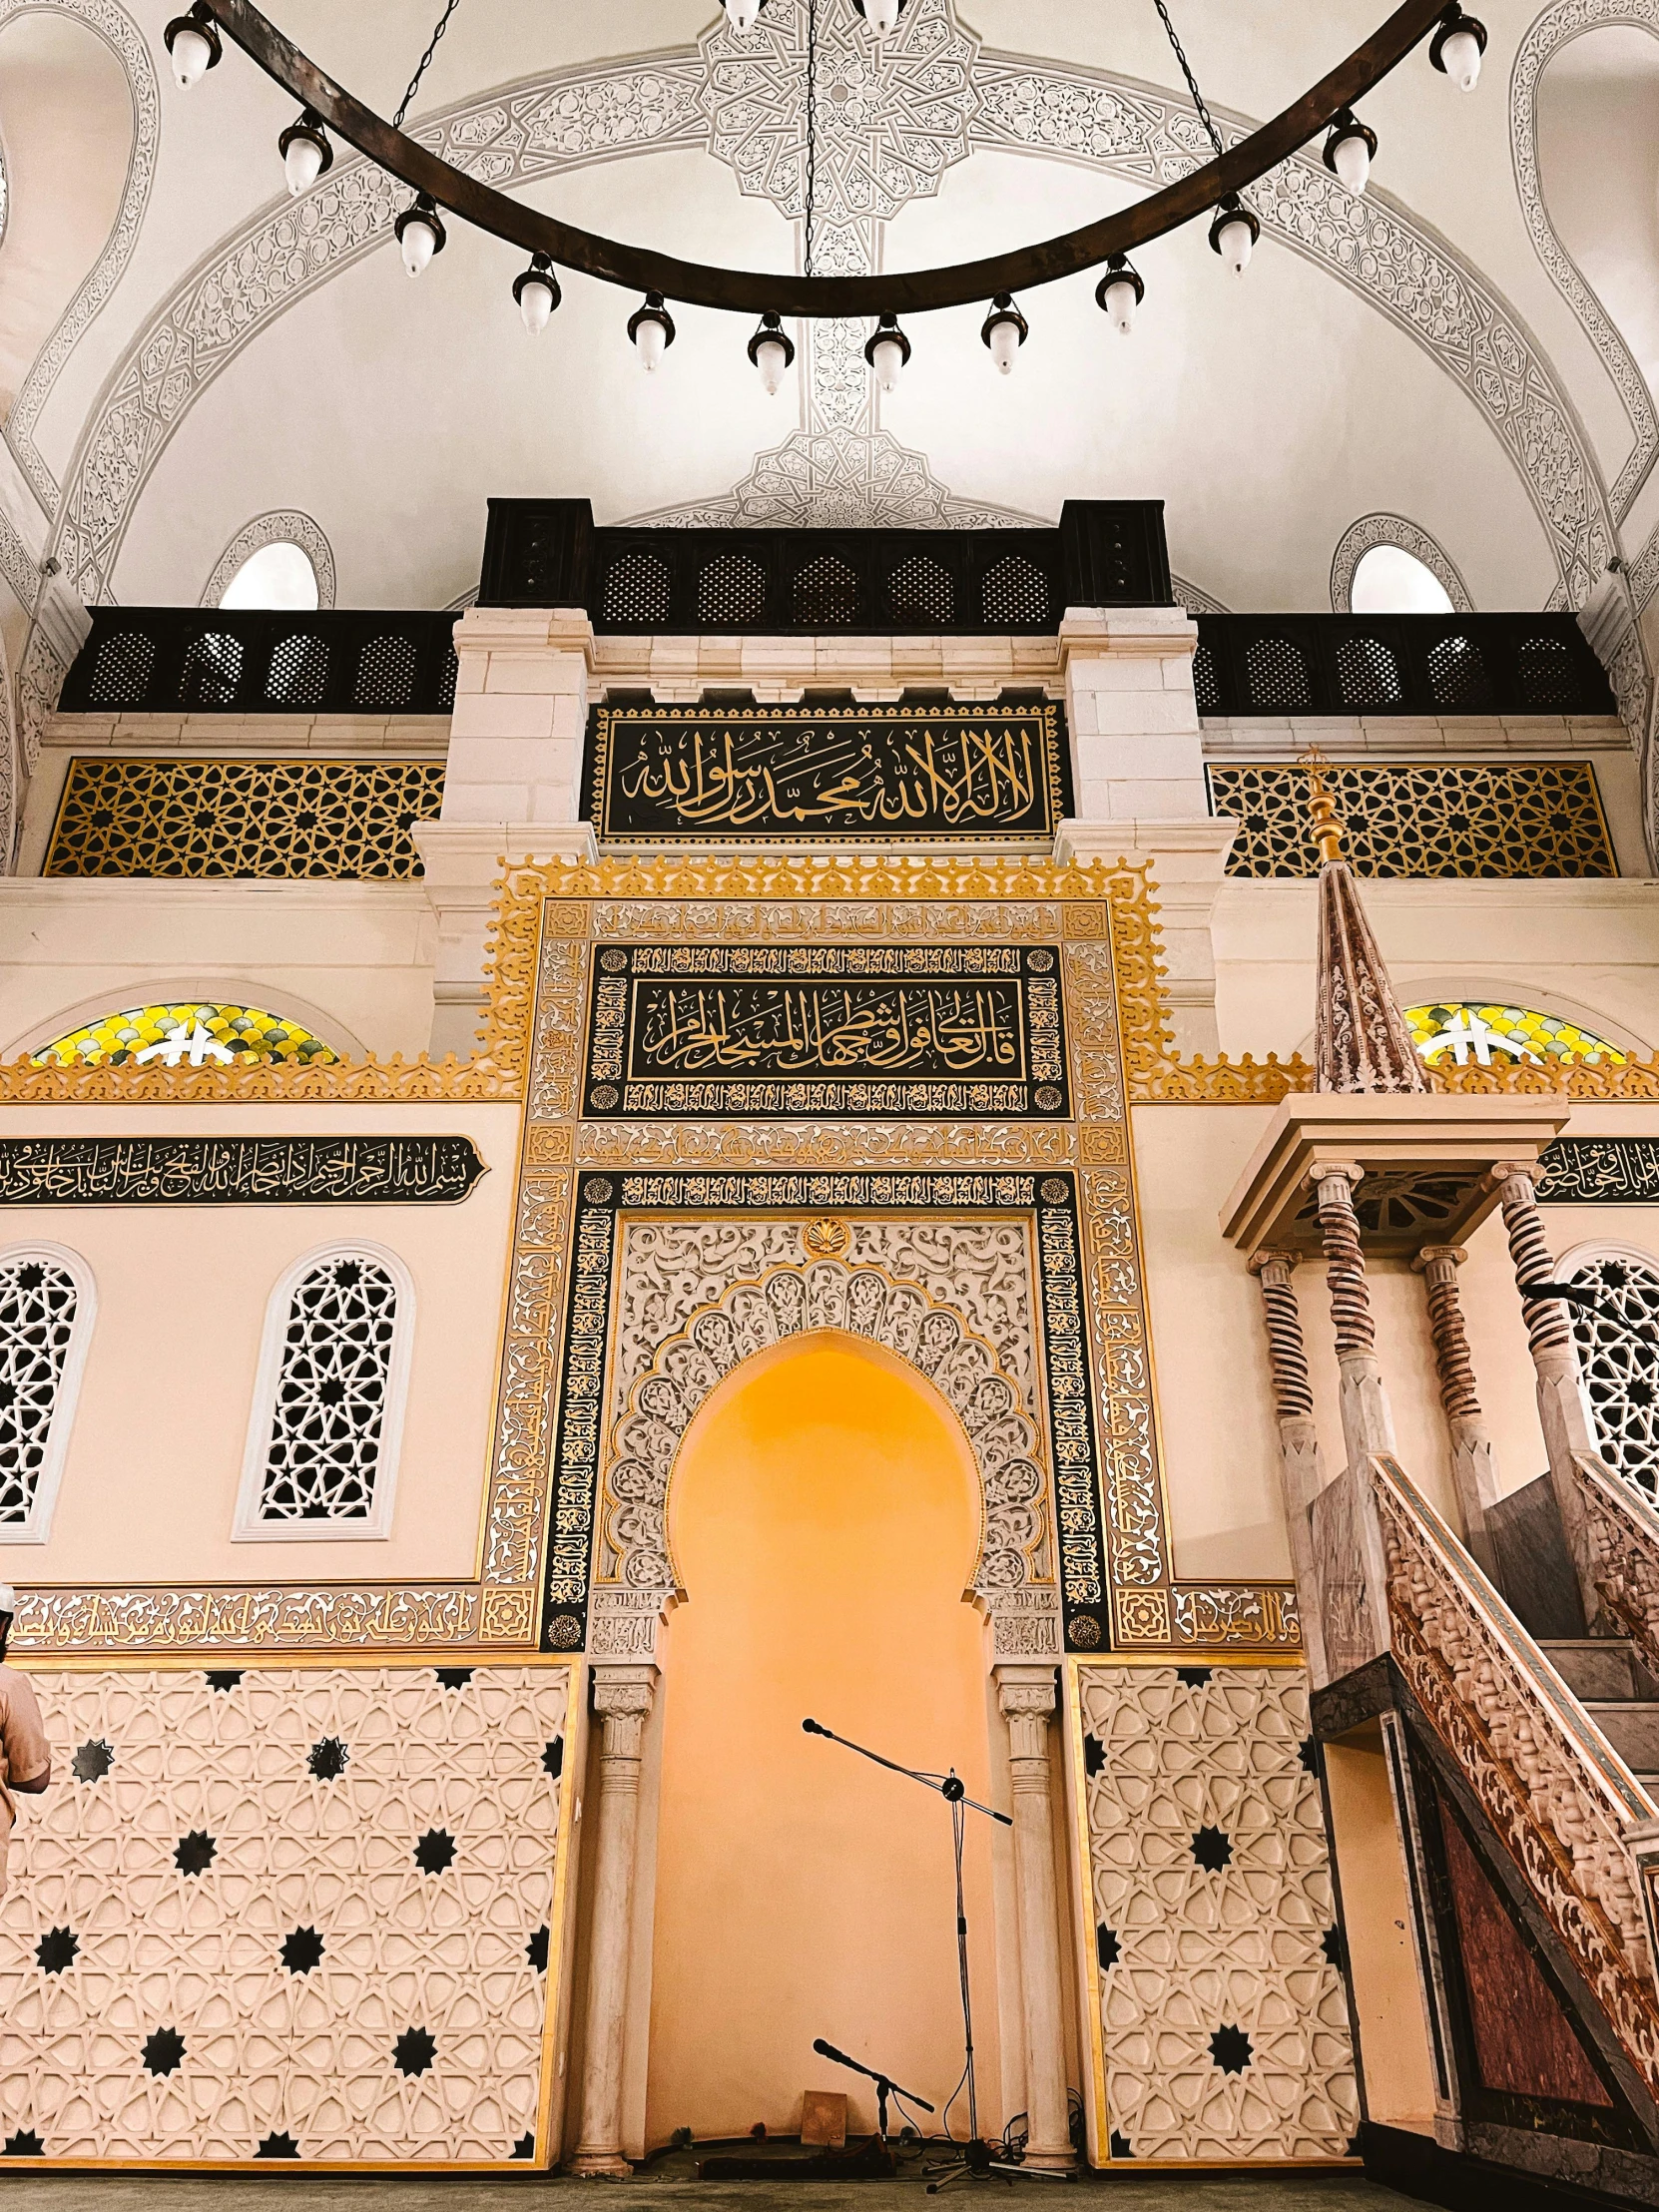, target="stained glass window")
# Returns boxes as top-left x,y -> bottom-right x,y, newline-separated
34,1003 -> 338,1071
1404,1002 -> 1624,1069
